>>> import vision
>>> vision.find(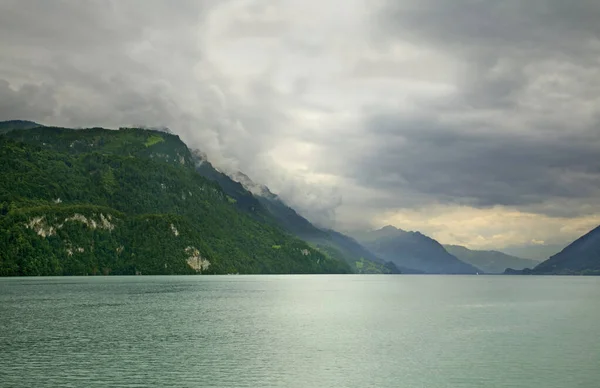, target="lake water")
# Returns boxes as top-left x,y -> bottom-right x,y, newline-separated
1,275 -> 599,387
